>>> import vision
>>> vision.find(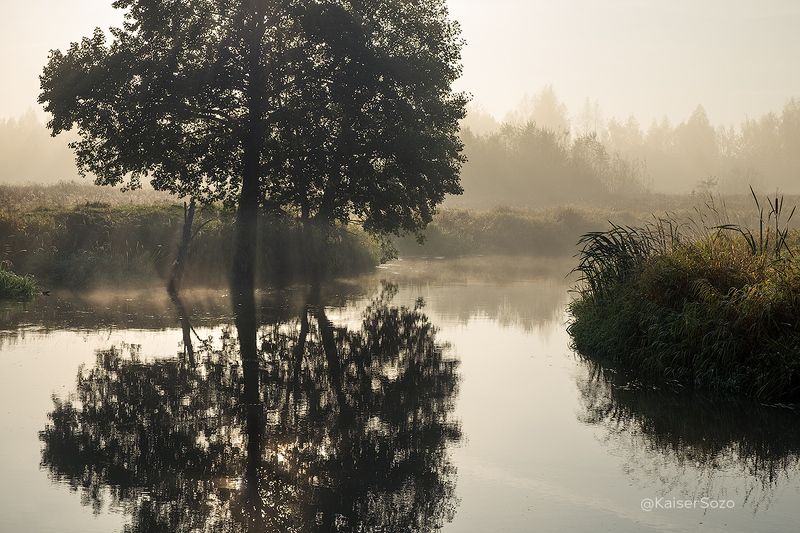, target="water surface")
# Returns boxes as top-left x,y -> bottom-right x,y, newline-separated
1,256 -> 799,532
